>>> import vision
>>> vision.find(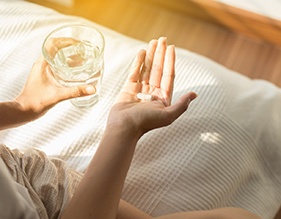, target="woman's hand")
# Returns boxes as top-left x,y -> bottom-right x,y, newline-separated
62,38 -> 197,219
0,38 -> 96,130
107,37 -> 197,137
15,54 -> 95,119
